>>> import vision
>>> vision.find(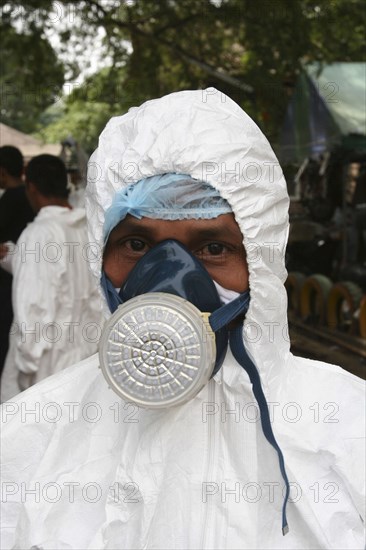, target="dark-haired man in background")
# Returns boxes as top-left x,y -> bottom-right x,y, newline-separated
0,146 -> 34,374
0,154 -> 102,400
